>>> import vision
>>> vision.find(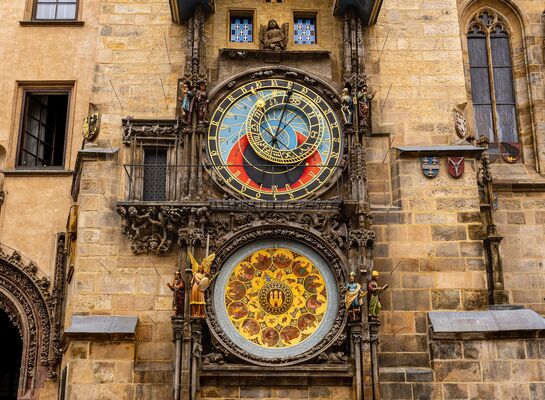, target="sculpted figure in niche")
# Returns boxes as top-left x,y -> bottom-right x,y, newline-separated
368,271 -> 388,320
178,82 -> 193,123
189,252 -> 216,318
355,85 -> 376,130
341,87 -> 354,126
167,271 -> 185,316
345,272 -> 364,321
194,81 -> 209,125
260,20 -> 288,51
